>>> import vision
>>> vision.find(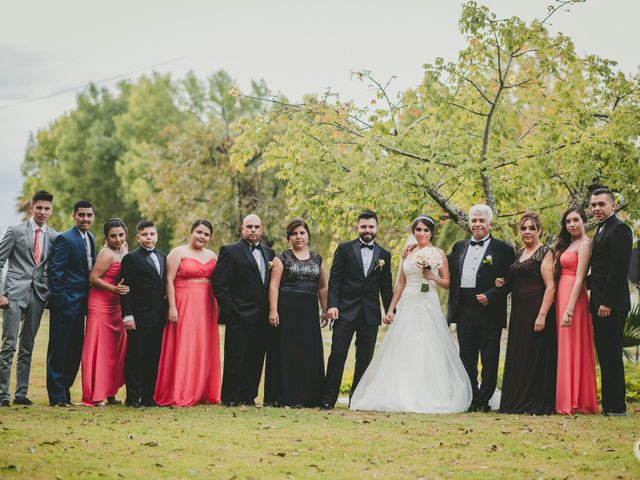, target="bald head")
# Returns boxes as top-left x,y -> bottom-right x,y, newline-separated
241,214 -> 263,244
